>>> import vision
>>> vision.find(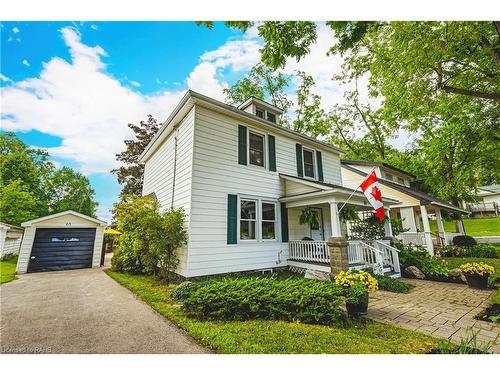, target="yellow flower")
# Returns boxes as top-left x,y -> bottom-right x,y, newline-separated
334,270 -> 378,292
459,262 -> 495,276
